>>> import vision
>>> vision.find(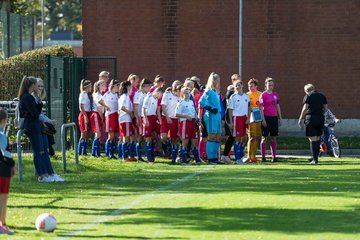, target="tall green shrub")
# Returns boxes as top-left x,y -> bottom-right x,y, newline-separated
0,45 -> 74,100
